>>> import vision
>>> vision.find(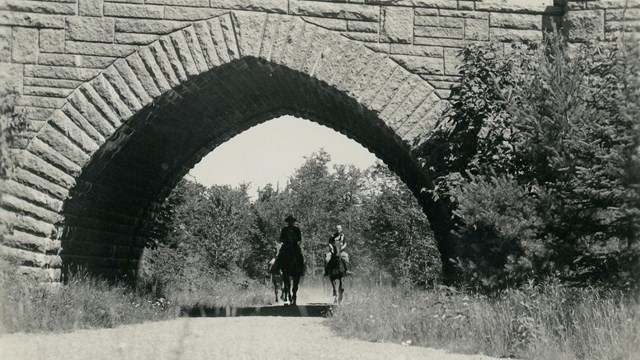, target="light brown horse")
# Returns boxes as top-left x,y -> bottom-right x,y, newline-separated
326,240 -> 346,304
